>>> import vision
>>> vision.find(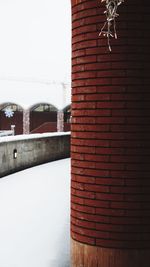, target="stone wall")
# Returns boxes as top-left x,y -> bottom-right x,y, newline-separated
0,133 -> 70,177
